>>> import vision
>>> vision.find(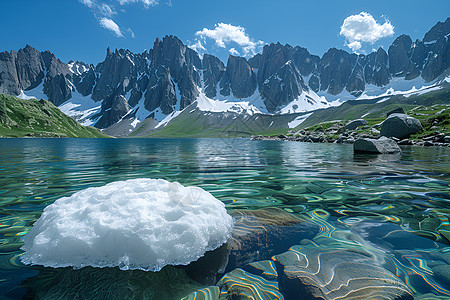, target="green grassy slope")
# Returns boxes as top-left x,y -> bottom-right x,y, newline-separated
0,94 -> 109,138
133,107 -> 299,138
133,86 -> 450,138
297,87 -> 450,130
